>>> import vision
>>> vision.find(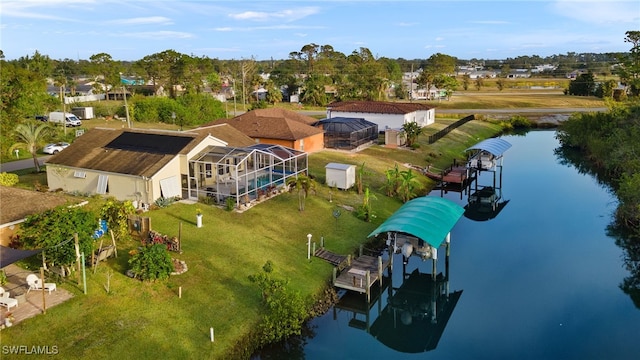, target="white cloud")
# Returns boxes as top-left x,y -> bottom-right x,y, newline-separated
106,16 -> 173,26
119,31 -> 193,39
228,7 -> 320,22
